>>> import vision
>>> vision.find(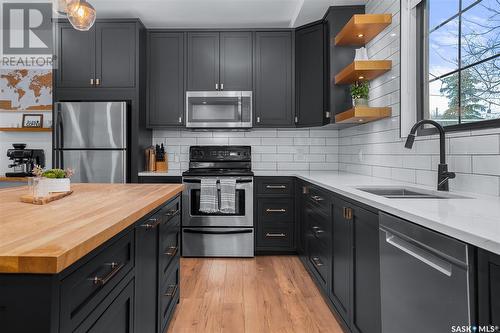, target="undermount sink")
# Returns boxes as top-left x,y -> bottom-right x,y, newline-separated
356,186 -> 468,199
